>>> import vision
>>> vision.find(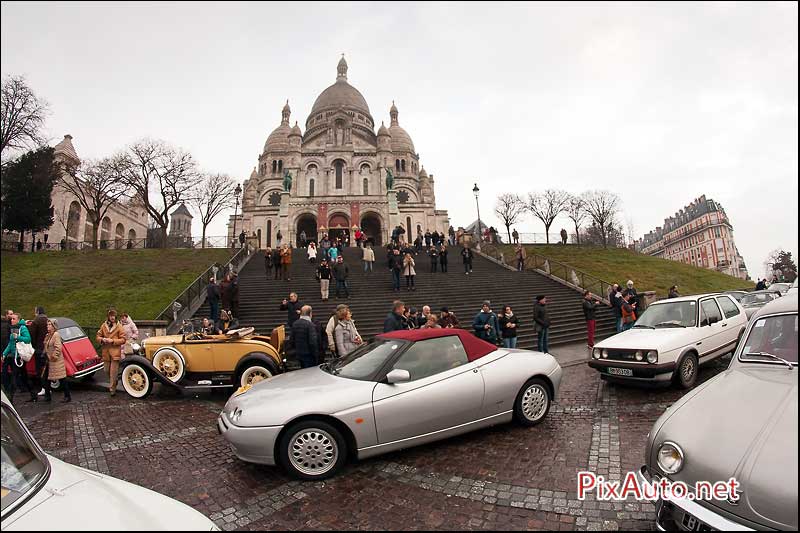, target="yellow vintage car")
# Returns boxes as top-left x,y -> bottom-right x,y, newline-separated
119,326 -> 285,399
